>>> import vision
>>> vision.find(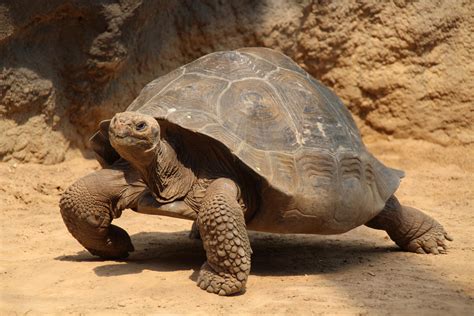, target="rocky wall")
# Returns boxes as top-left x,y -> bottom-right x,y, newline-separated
0,0 -> 472,164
